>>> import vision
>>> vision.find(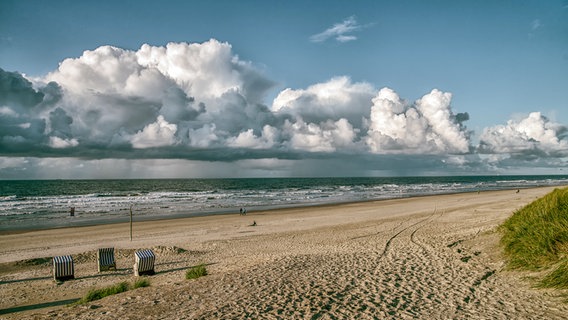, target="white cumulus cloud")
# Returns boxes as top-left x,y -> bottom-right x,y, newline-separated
227,125 -> 278,149
272,76 -> 374,128
30,40 -> 276,152
366,88 -> 470,154
479,112 -> 568,156
136,40 -> 274,104
48,136 -> 79,149
131,115 -> 178,149
283,118 -> 358,153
